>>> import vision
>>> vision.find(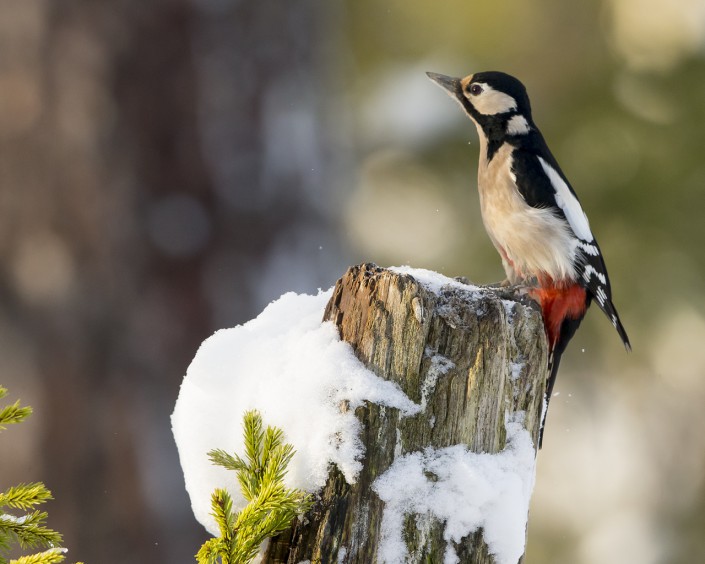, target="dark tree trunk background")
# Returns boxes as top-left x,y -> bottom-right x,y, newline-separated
0,1 -> 345,561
